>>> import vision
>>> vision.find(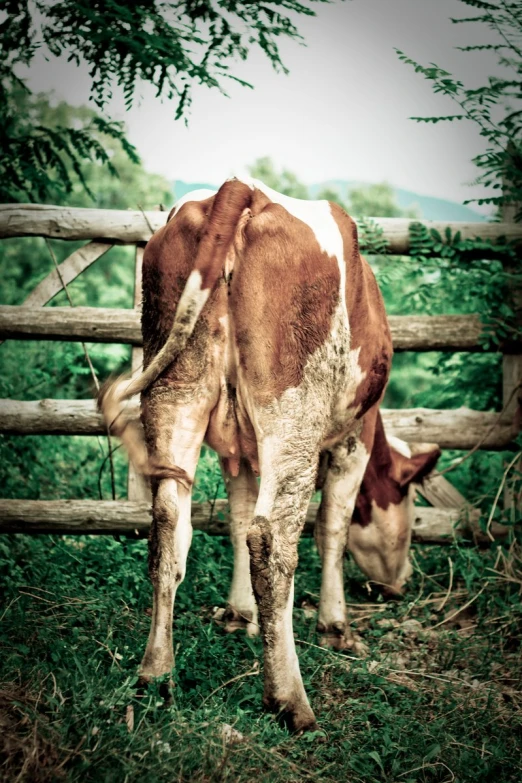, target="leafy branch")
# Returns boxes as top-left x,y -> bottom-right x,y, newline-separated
396,0 -> 522,217
1,0 -> 339,202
